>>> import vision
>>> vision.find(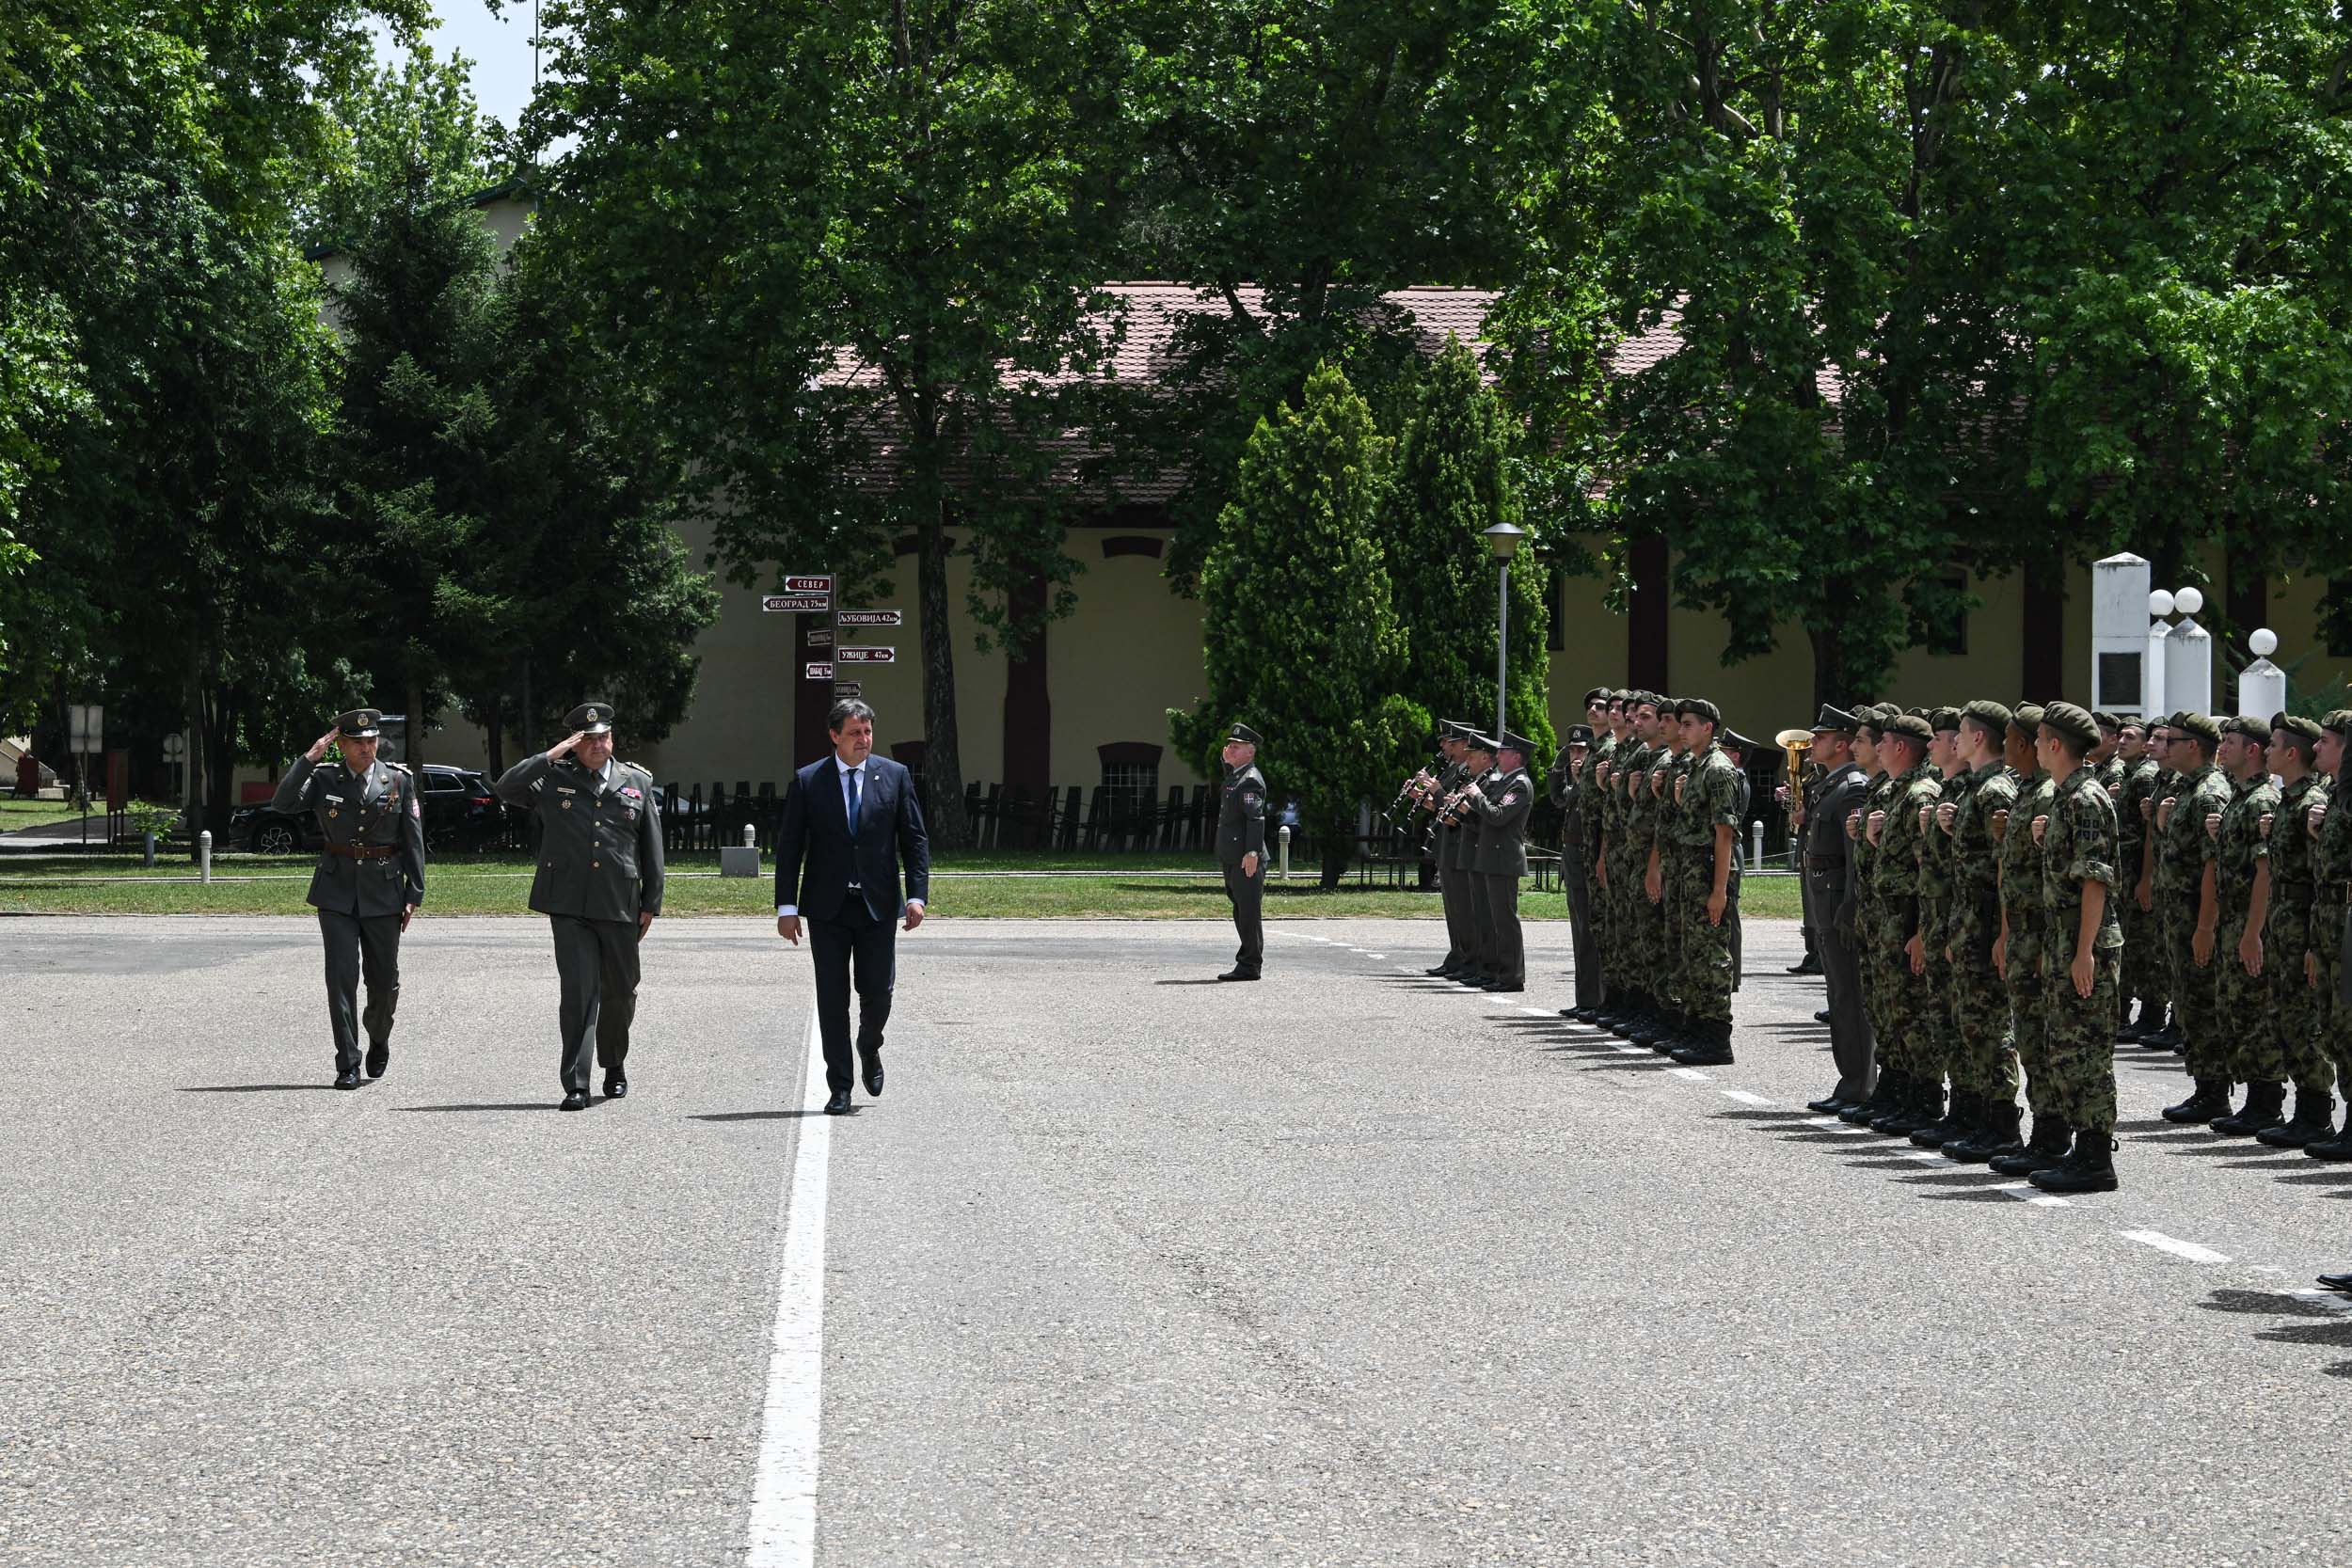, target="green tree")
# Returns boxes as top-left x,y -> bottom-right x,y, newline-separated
1173,362 -> 1423,886
526,0 -> 1133,846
